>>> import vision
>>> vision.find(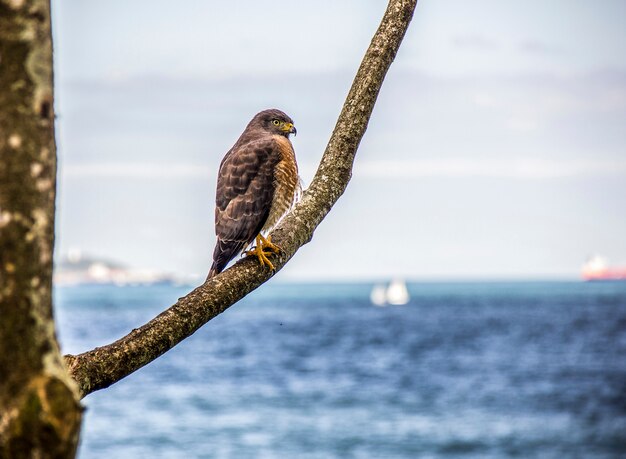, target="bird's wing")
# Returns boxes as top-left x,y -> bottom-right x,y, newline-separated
215,137 -> 280,245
